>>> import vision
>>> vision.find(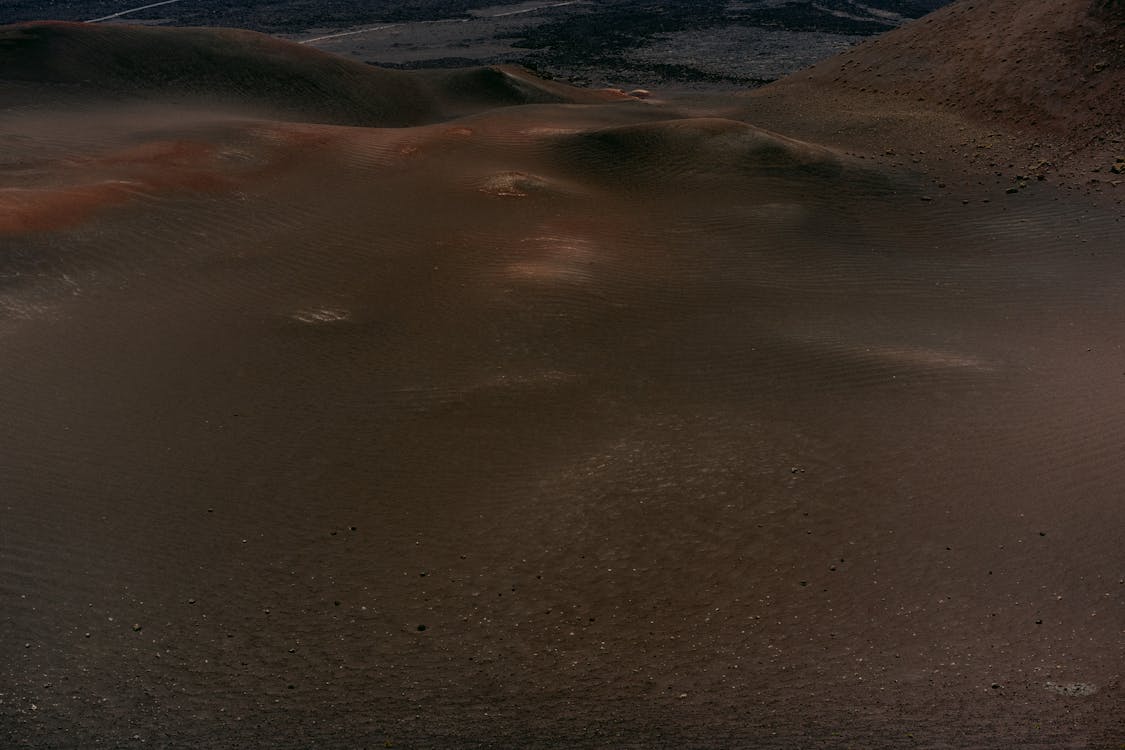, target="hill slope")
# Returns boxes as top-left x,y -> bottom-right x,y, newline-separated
796,0 -> 1124,157
0,22 -> 624,126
